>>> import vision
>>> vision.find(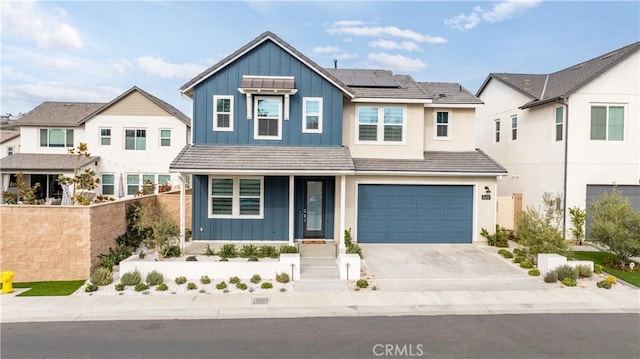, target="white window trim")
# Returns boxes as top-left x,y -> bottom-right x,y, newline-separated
510,115 -> 518,141
302,97 -> 323,134
40,128 -> 74,148
494,119 -> 501,143
208,176 -> 264,219
124,128 -> 147,151
433,110 -> 452,140
254,96 -> 283,140
7,146 -> 14,156
213,95 -> 234,132
555,107 -> 564,142
100,127 -> 111,146
159,128 -> 171,147
590,103 -> 626,141
101,173 -> 115,196
355,105 -> 406,145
